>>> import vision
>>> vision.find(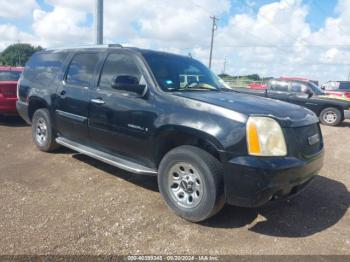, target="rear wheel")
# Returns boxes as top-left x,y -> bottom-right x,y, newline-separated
319,107 -> 342,126
158,145 -> 225,222
32,108 -> 60,152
